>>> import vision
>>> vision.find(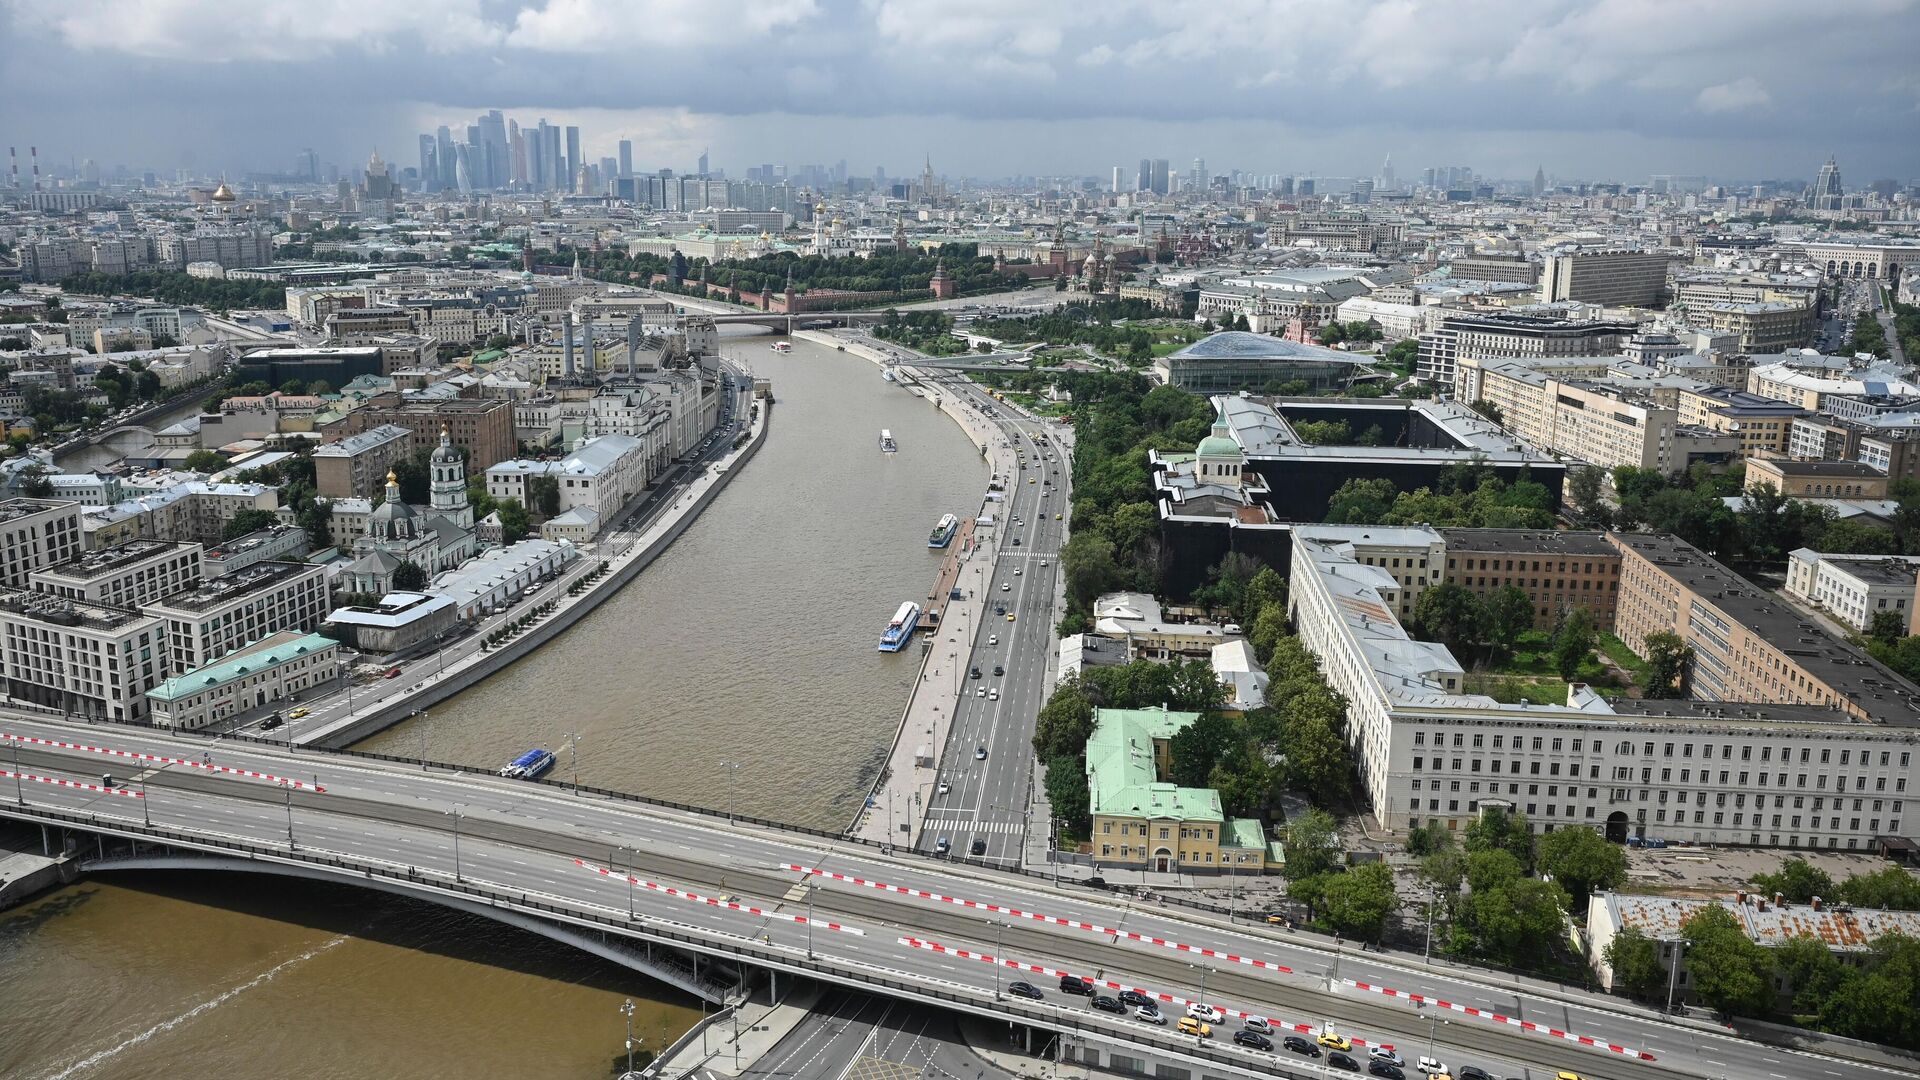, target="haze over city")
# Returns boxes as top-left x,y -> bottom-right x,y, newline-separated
4,0 -> 1920,181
